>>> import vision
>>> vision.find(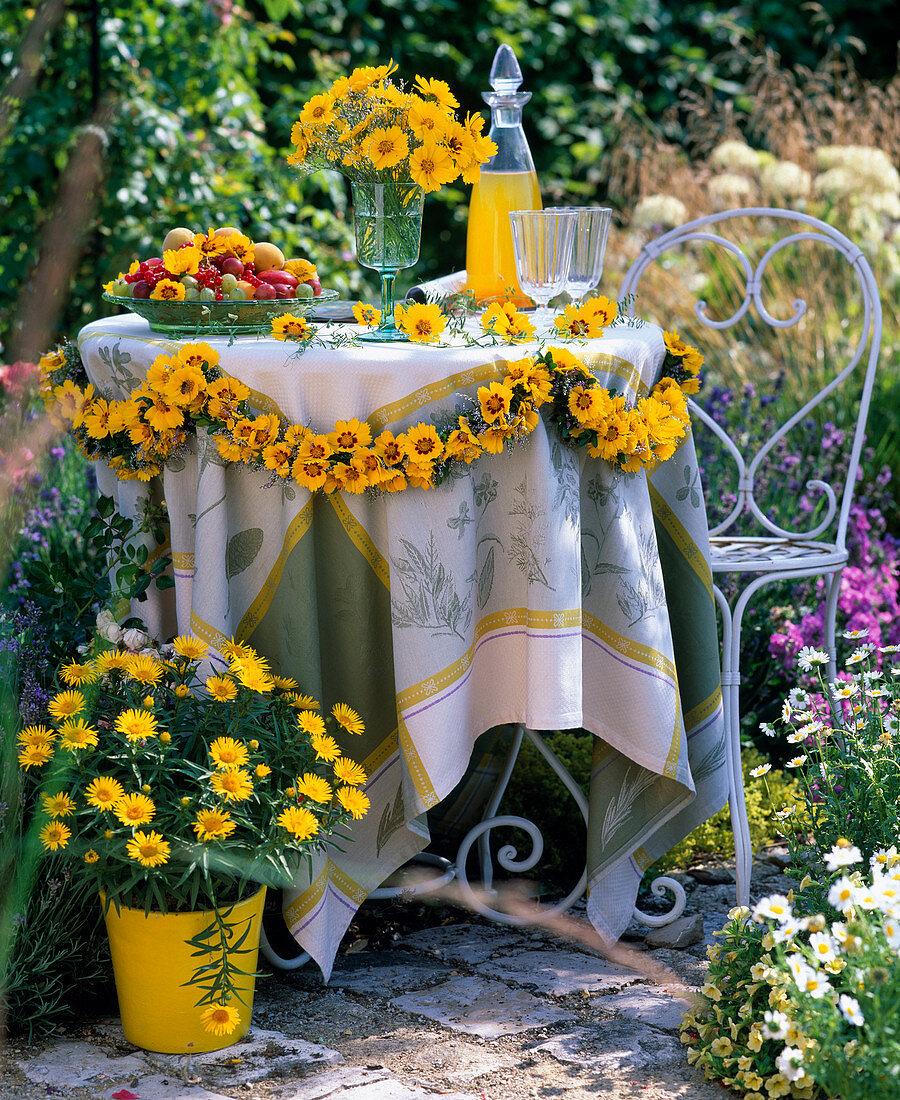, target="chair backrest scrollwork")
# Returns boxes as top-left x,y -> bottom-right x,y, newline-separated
618,208 -> 883,549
